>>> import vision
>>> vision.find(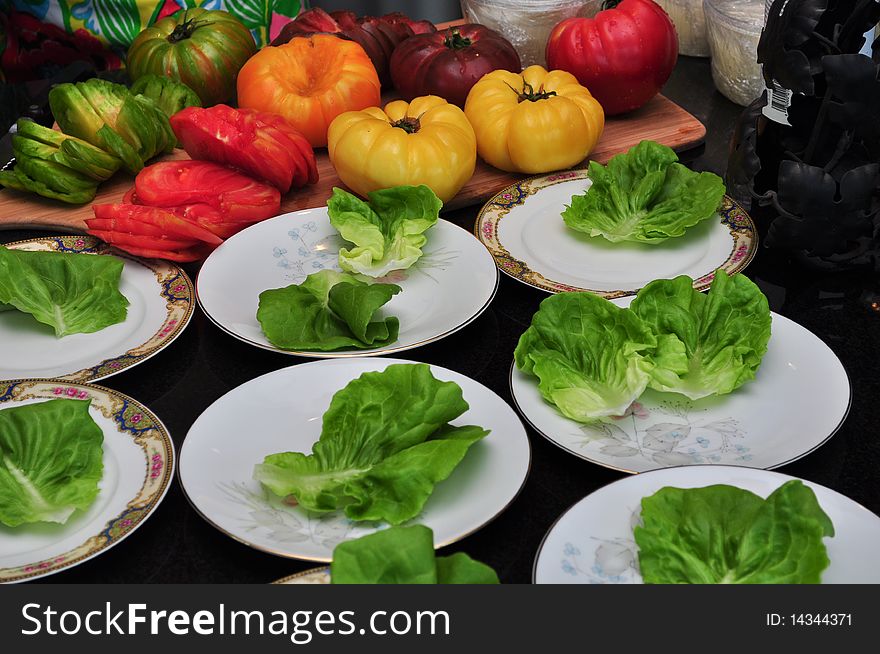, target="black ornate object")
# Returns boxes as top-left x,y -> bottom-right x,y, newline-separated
727,0 -> 880,269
